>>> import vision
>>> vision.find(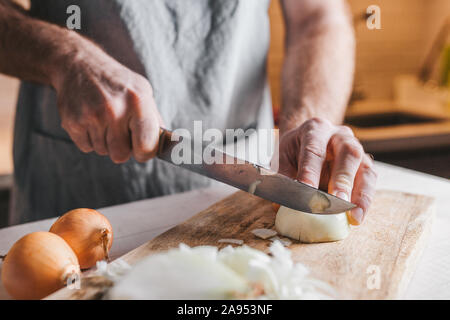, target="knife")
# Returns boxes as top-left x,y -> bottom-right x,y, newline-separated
157,128 -> 356,214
